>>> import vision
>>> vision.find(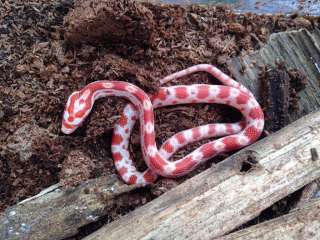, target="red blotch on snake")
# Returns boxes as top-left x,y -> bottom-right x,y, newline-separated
112,134 -> 123,145
143,132 -> 156,148
113,152 -> 123,162
192,128 -> 201,139
149,153 -> 167,172
163,142 -> 174,153
249,107 -> 263,119
244,126 -> 260,140
152,88 -> 167,101
128,175 -> 137,184
119,115 -> 128,127
208,125 -> 216,135
175,87 -> 188,99
200,144 -> 216,159
143,170 -> 157,182
236,93 -> 250,105
218,87 -> 230,98
118,167 -> 128,176
197,85 -> 209,99
222,136 -> 242,149
226,124 -> 234,134
143,111 -> 154,124
176,133 -> 186,144
173,156 -> 197,176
